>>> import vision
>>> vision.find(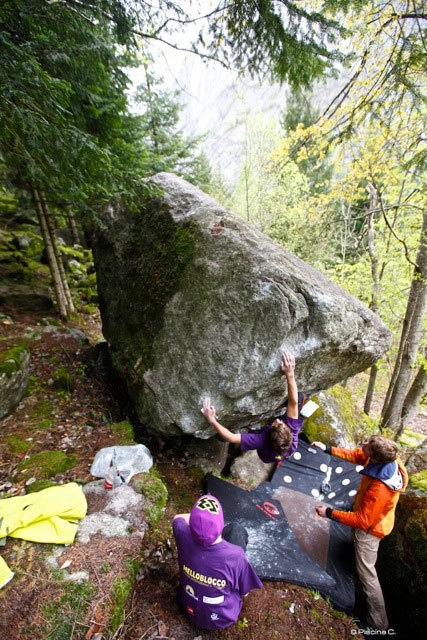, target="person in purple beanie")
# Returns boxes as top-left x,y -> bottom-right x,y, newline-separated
202,352 -> 306,464
172,494 -> 262,630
